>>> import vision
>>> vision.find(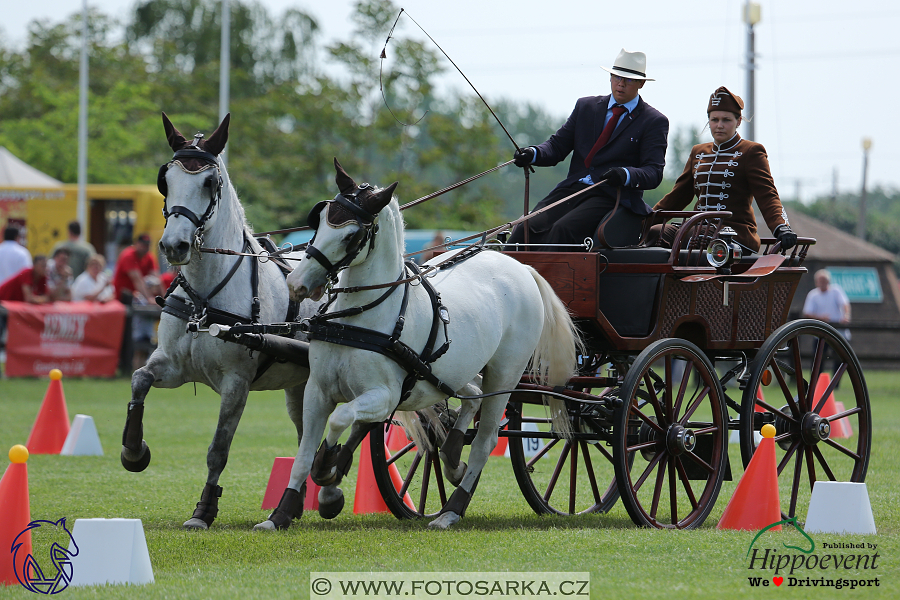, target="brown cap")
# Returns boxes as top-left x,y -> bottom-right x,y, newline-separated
707,86 -> 744,115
